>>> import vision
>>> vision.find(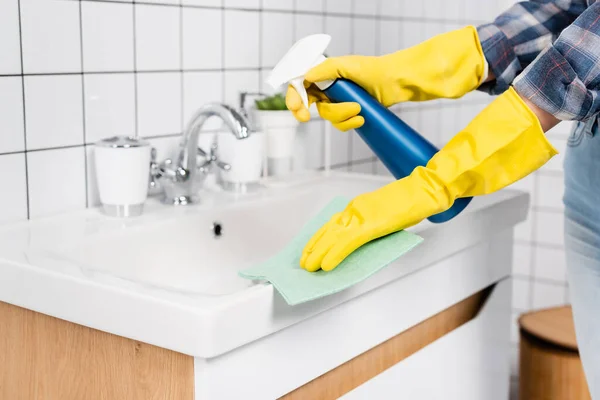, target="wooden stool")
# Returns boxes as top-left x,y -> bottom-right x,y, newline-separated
519,306 -> 591,400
